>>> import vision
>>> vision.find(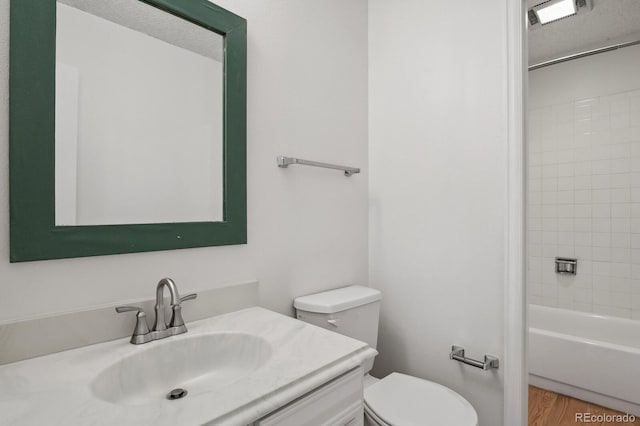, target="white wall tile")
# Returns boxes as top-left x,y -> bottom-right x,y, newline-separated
574,232 -> 592,246
542,191 -> 558,205
632,264 -> 640,279
610,307 -> 631,318
591,145 -> 611,160
542,218 -> 558,231
592,246 -> 611,261
592,204 -> 611,218
592,160 -> 612,175
630,158 -> 640,173
592,233 -> 611,247
612,218 -> 630,232
611,144 -> 629,160
558,232 -> 574,245
631,218 -> 640,233
610,262 -> 631,278
592,175 -> 611,189
611,158 -> 630,173
542,244 -> 558,258
611,189 -> 631,203
611,248 -> 631,263
593,275 -> 611,291
558,163 -> 574,177
575,218 -> 592,231
574,161 -> 592,176
542,151 -> 558,164
543,164 -> 559,178
611,292 -> 631,308
592,218 -> 611,232
593,290 -> 610,305
542,177 -> 558,191
611,173 -> 630,188
574,288 -> 593,303
529,244 -> 542,257
530,191 -> 542,205
575,246 -> 592,259
557,176 -> 574,190
558,218 -> 574,231
529,166 -> 542,179
611,277 -> 631,293
543,231 -> 558,244
558,205 -> 574,218
528,85 -> 640,320
557,191 -> 574,204
575,190 -> 591,204
557,245 -> 575,257
593,261 -> 612,276
611,203 -> 630,218
592,189 -> 611,204
574,175 -> 592,189
593,305 -> 611,315
574,302 -> 593,312
574,204 -> 591,218
612,233 -> 631,248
